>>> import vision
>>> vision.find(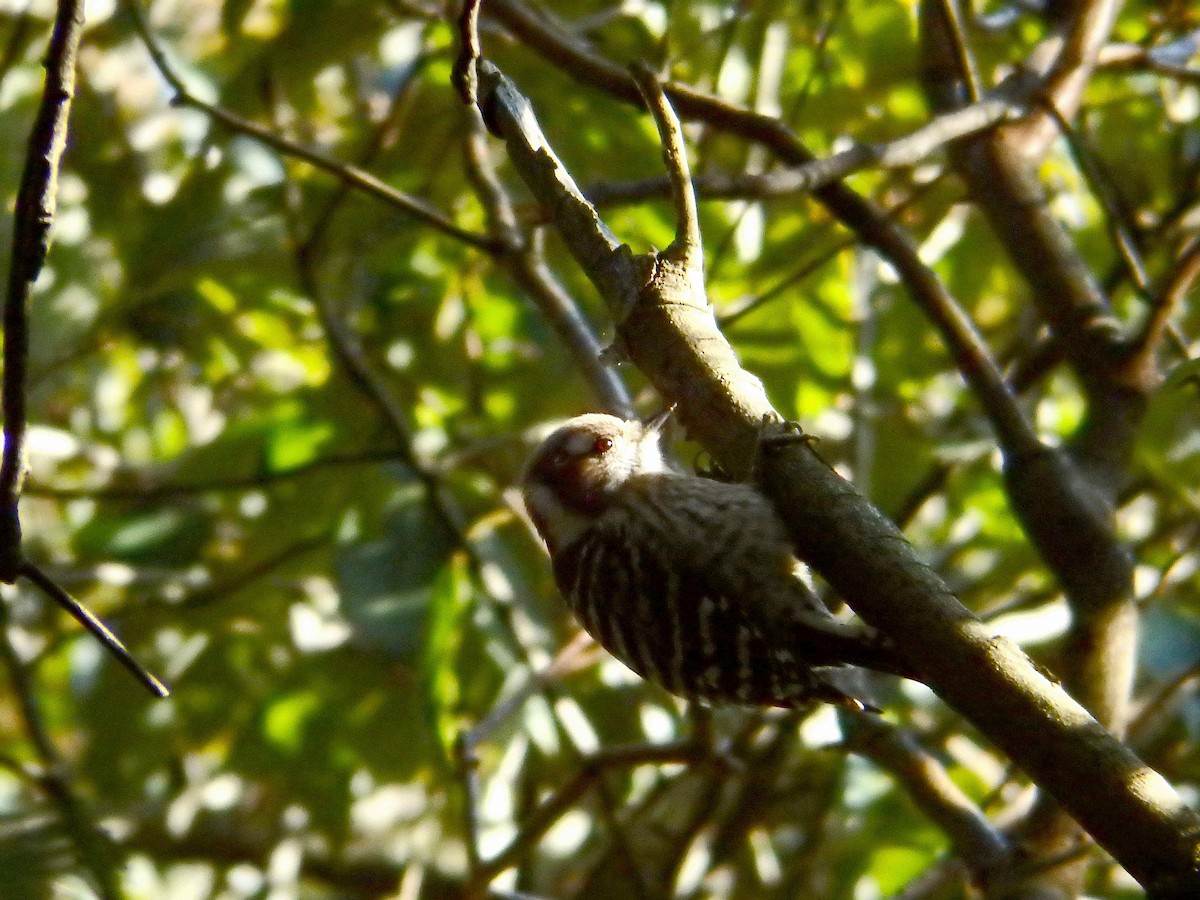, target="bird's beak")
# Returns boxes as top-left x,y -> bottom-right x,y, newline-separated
643,405 -> 675,435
